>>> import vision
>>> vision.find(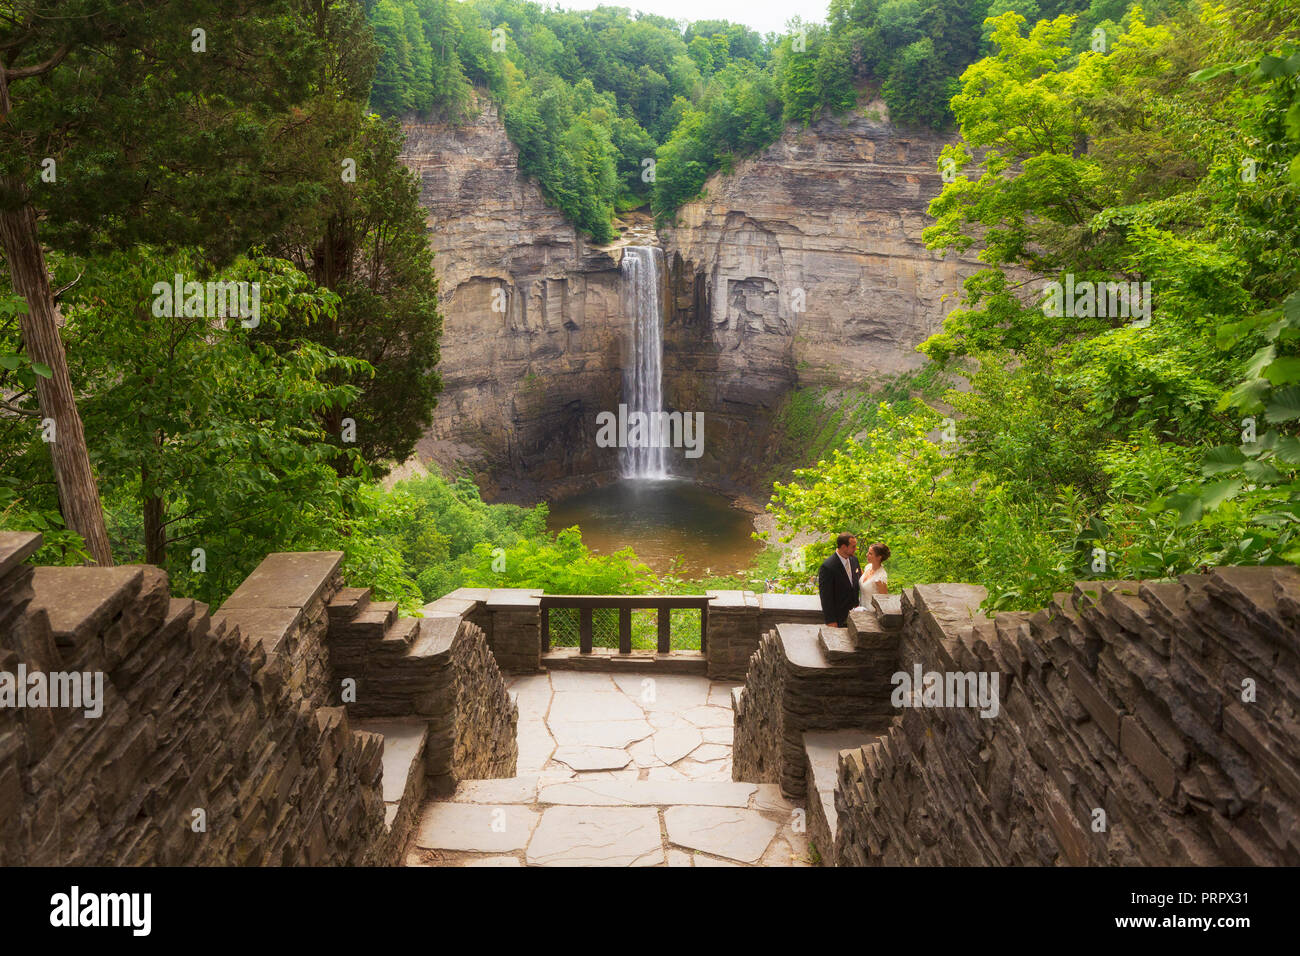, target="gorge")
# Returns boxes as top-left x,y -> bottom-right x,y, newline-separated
399,96 -> 985,510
